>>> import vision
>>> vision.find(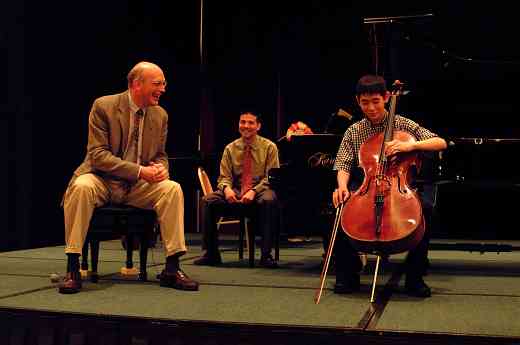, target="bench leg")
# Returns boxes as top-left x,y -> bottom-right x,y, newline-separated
139,233 -> 148,282
90,240 -> 100,283
121,233 -> 139,276
126,233 -> 133,269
